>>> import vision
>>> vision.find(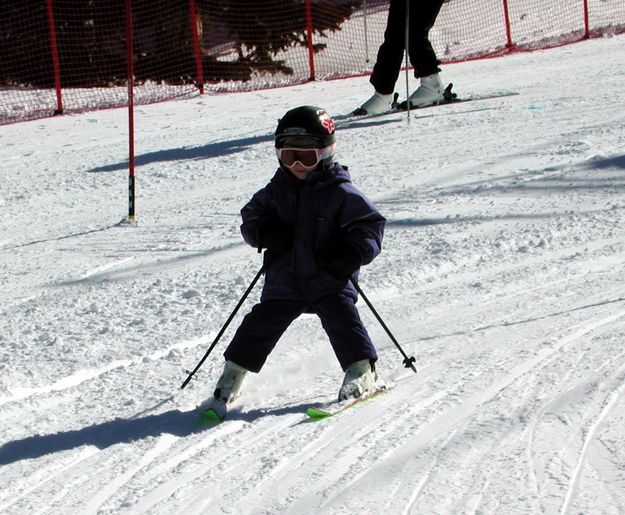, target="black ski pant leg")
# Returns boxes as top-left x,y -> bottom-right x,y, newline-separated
369,0 -> 407,95
224,299 -> 307,373
408,0 -> 444,78
370,0 -> 444,93
312,293 -> 378,371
